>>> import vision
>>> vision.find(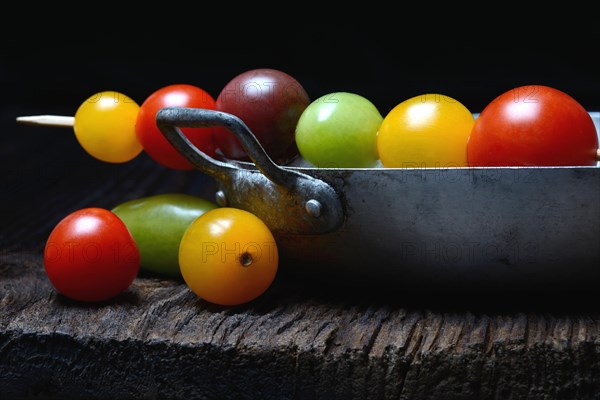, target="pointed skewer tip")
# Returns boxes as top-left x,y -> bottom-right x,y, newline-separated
16,115 -> 75,128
